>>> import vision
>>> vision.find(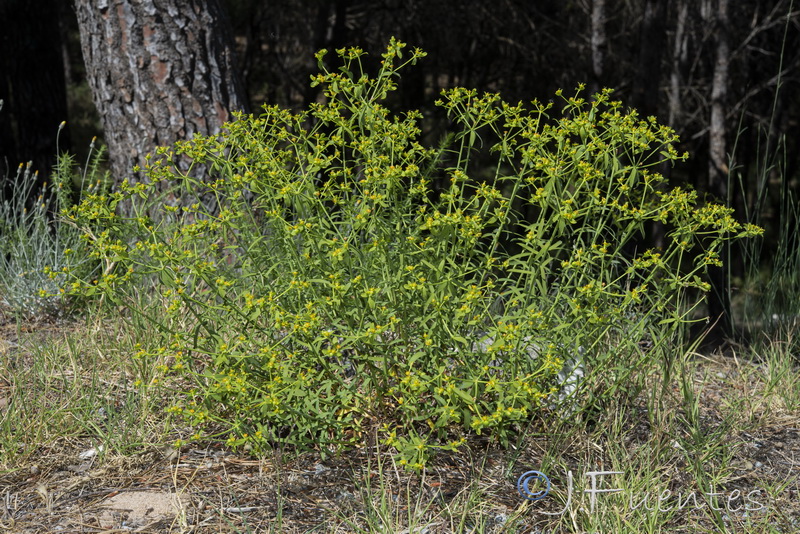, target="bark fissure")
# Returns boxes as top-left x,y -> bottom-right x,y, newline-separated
75,0 -> 247,184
